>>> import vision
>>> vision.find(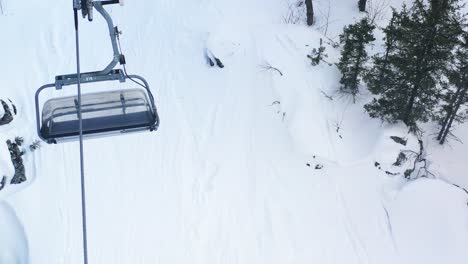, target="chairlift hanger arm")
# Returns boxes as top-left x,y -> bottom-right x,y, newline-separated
73,0 -> 124,75
73,0 -> 122,10
94,1 -> 124,75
